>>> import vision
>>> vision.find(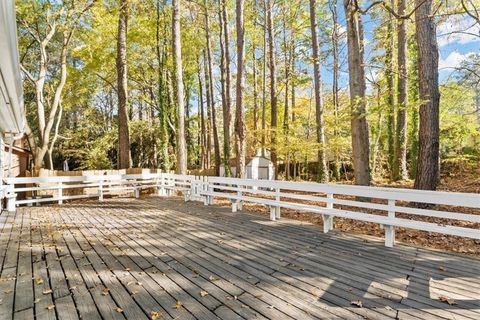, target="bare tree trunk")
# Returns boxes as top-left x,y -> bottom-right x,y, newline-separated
291,51 -> 296,123
344,0 -> 371,186
394,0 -> 408,180
414,0 -> 440,190
197,55 -> 207,170
172,0 -> 187,174
267,0 -> 278,177
235,0 -> 246,178
204,2 -> 221,175
371,86 -> 384,177
385,0 -> 395,178
218,0 -> 231,176
221,0 -> 232,171
48,101 -> 63,170
282,11 -> 290,180
261,0 -> 267,153
331,0 -> 341,180
309,0 -> 328,182
203,50 -> 212,169
156,0 -> 170,171
117,0 -> 131,169
252,46 -> 259,148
